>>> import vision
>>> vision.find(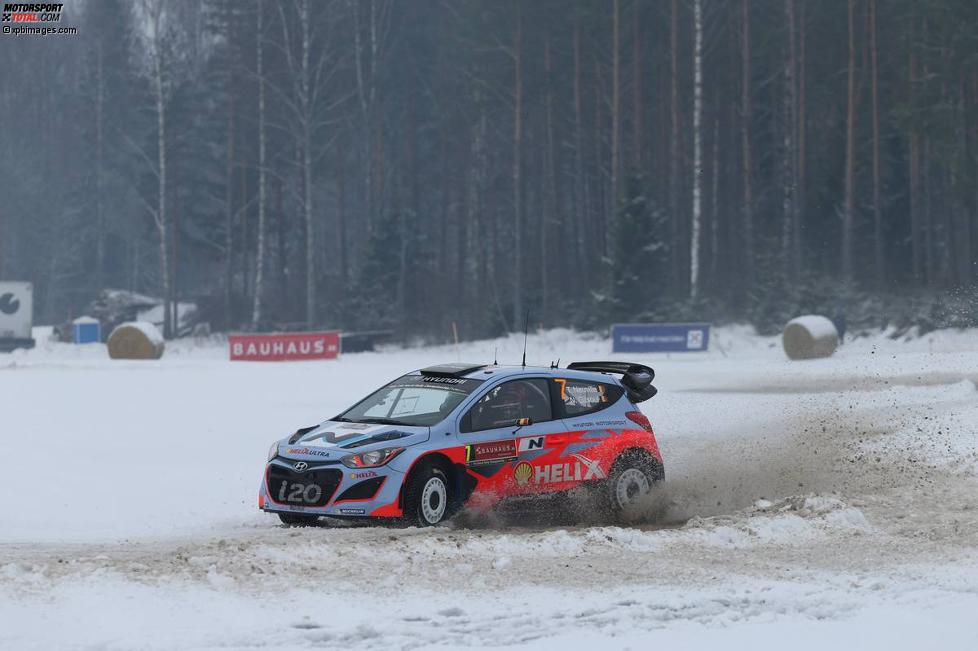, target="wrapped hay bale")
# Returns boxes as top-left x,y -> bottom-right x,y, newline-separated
107,321 -> 165,360
782,315 -> 839,360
